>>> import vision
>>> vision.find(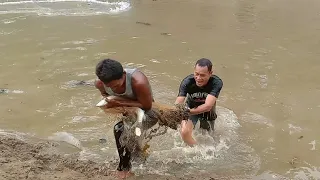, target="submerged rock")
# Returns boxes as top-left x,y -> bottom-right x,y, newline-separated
61,80 -> 95,89
136,21 -> 151,26
0,89 -> 9,94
